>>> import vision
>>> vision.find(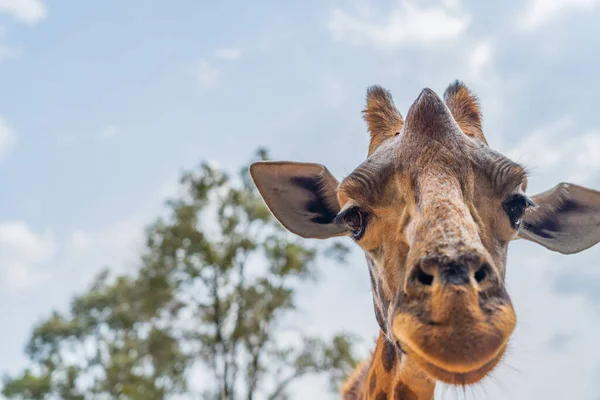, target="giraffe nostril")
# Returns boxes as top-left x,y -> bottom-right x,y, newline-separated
474,264 -> 489,283
416,266 -> 434,286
